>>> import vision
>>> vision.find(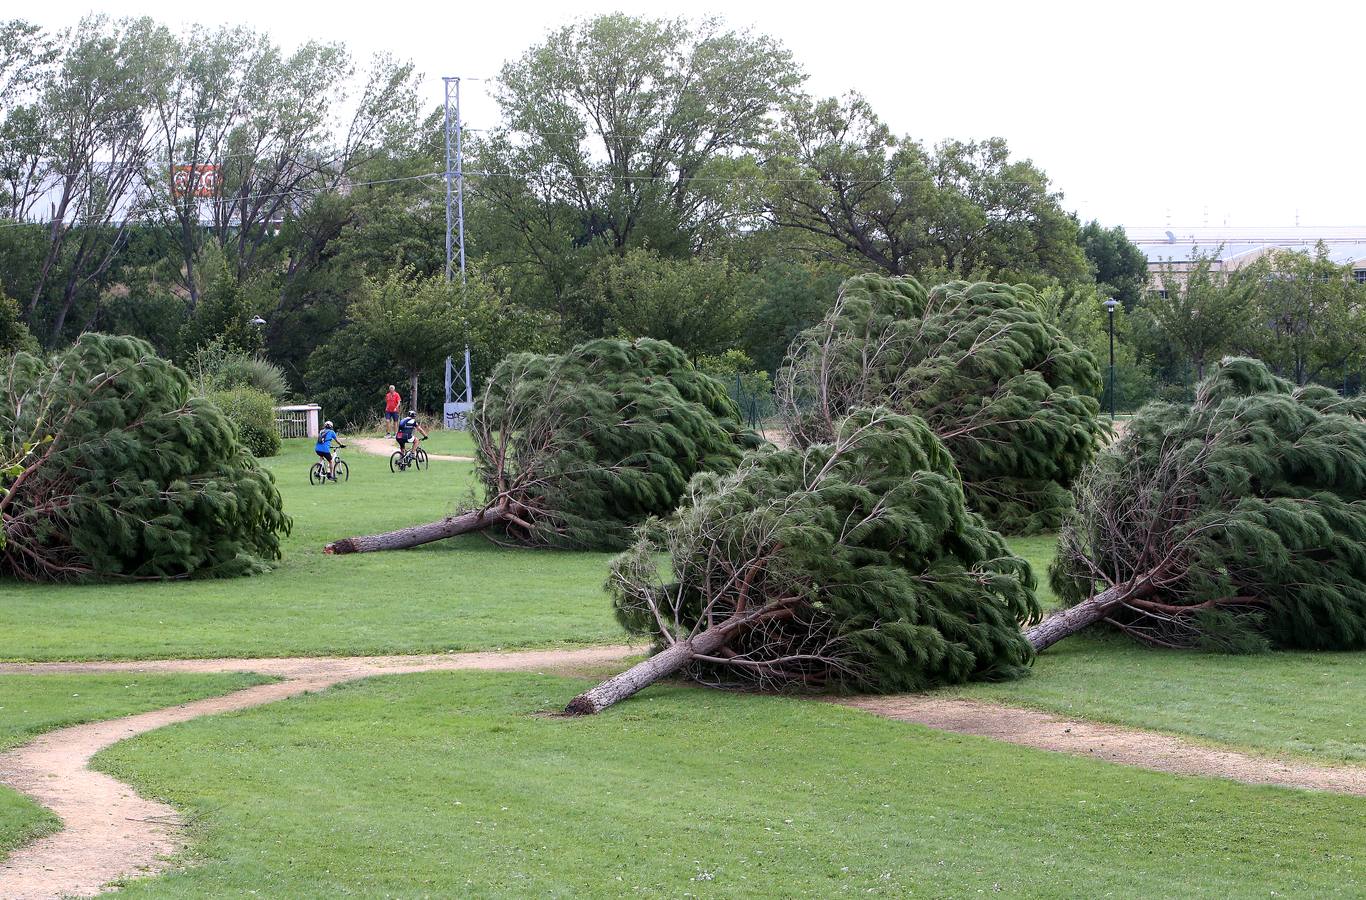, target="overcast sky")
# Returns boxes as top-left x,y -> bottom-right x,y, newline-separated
29,0 -> 1366,231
